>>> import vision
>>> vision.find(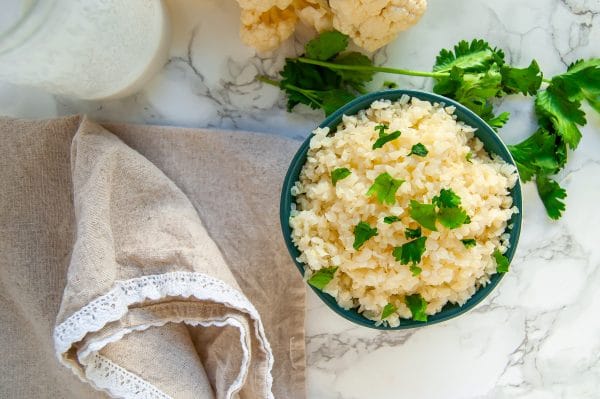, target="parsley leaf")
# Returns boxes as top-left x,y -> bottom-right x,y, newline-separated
409,200 -> 438,231
437,207 -> 469,229
405,294 -> 428,322
487,111 -> 511,130
383,216 -> 400,224
305,31 -> 349,61
353,221 -> 378,250
493,249 -> 510,273
366,173 -> 404,205
501,60 -> 543,95
381,303 -> 397,319
393,237 -> 427,265
331,167 -> 351,186
408,143 -> 429,156
373,130 -> 401,149
536,175 -> 567,220
535,86 -> 585,149
433,39 -> 500,73
308,266 -> 338,290
404,226 -> 422,239
333,52 -> 375,92
432,188 -> 462,208
461,238 -> 476,248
